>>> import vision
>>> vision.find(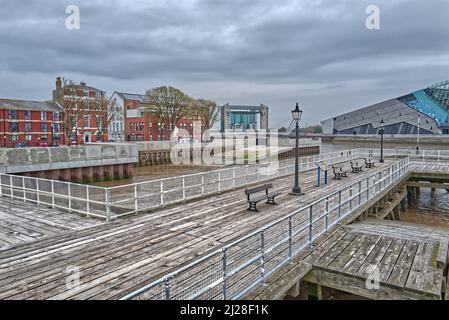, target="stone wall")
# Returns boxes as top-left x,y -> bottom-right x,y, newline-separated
0,143 -> 138,174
